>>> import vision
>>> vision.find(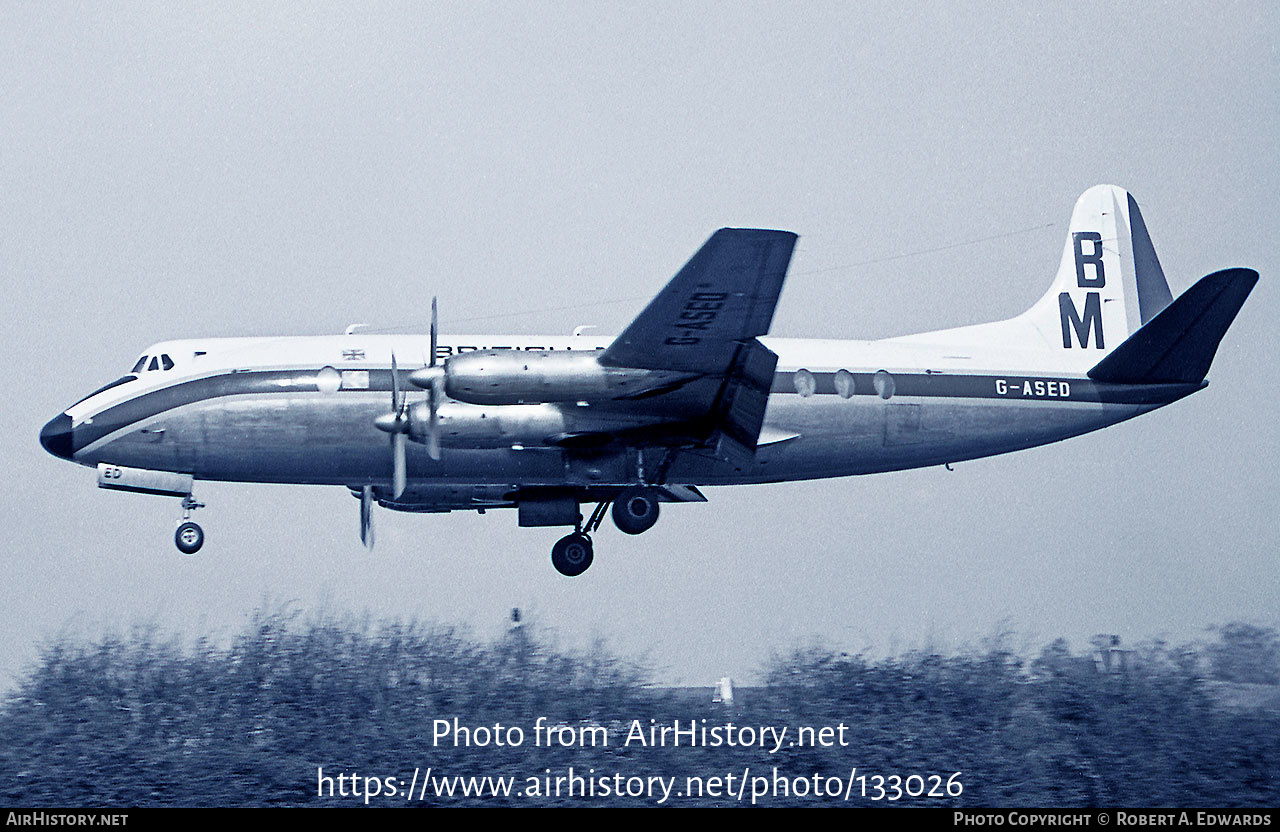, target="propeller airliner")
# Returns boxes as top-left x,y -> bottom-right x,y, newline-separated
40,185 -> 1257,575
